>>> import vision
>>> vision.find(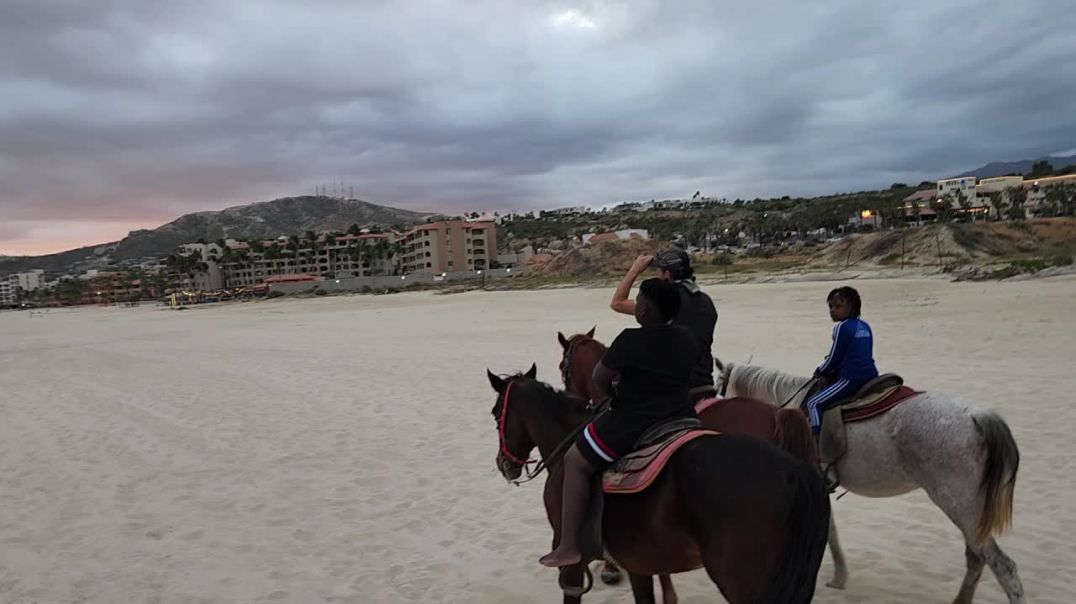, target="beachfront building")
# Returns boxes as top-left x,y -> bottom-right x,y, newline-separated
935,176 -> 992,219
177,242 -> 224,259
1024,173 -> 1076,217
398,220 -> 497,275
547,206 -> 588,216
0,270 -> 46,306
580,229 -> 651,245
73,272 -> 151,304
178,233 -> 402,289
8,270 -> 45,292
